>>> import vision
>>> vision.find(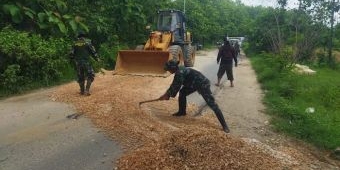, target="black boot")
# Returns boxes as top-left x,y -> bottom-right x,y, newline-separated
173,93 -> 187,116
85,80 -> 92,96
79,83 -> 85,95
172,112 -> 186,116
223,126 -> 230,133
215,109 -> 230,133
